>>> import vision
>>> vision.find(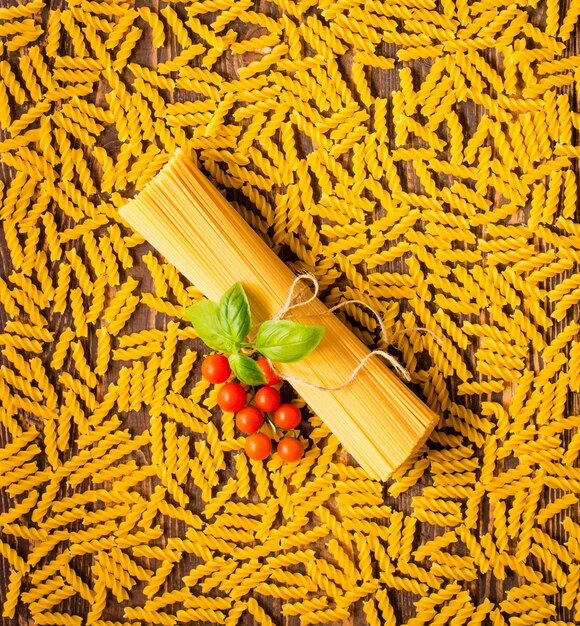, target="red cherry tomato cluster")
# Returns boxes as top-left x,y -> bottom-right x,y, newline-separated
202,353 -> 305,463
240,392 -> 304,462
